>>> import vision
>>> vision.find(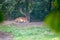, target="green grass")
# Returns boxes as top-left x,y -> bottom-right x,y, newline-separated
0,24 -> 60,40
